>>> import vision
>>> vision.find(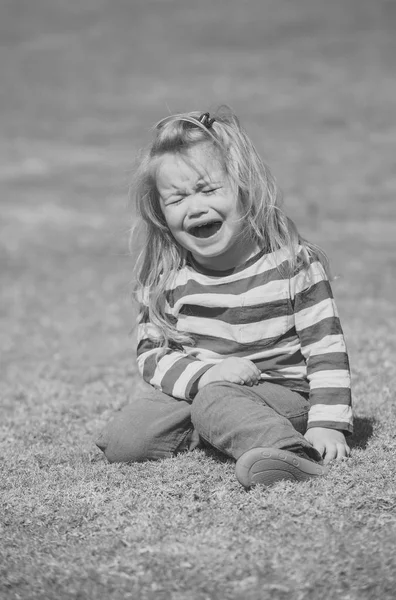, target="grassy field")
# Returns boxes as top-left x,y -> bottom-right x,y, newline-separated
1,0 -> 396,598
